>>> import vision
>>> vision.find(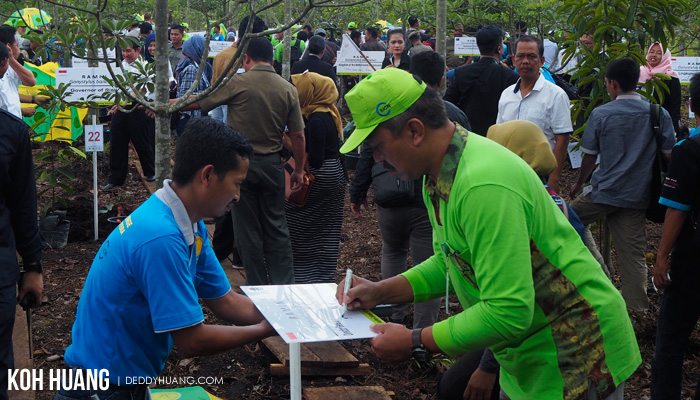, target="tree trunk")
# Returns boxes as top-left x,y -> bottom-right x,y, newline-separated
154,0 -> 172,189
436,0 -> 447,93
282,0 -> 292,80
